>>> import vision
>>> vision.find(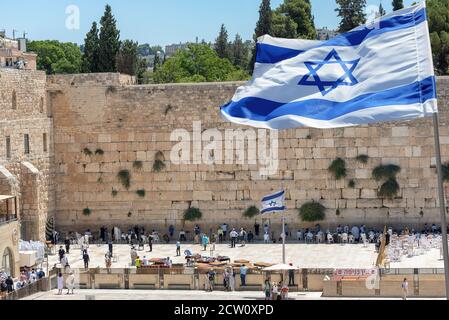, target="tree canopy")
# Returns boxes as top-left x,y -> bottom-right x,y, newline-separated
98,4 -> 120,72
81,22 -> 99,73
392,0 -> 404,11
274,0 -> 316,39
28,40 -> 82,74
153,44 -> 249,84
428,0 -> 449,75
335,0 -> 367,33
